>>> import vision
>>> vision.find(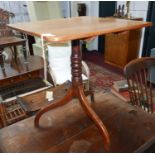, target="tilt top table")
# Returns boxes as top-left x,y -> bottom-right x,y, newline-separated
8,16 -> 152,152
